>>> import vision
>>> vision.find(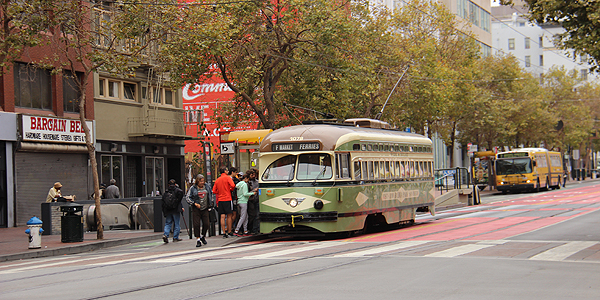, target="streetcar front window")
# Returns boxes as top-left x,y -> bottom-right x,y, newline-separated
262,155 -> 297,181
496,158 -> 532,175
297,154 -> 332,180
